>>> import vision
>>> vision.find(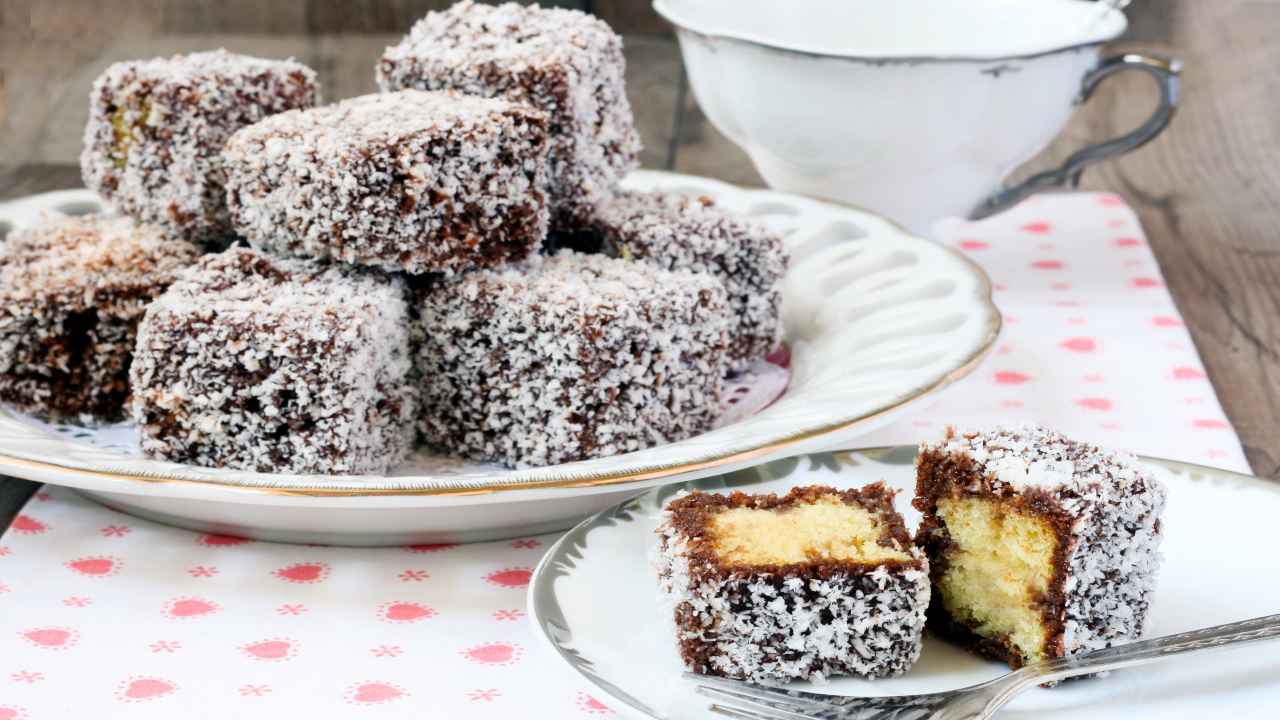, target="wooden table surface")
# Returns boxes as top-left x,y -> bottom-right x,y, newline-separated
1,1 -> 1276,531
